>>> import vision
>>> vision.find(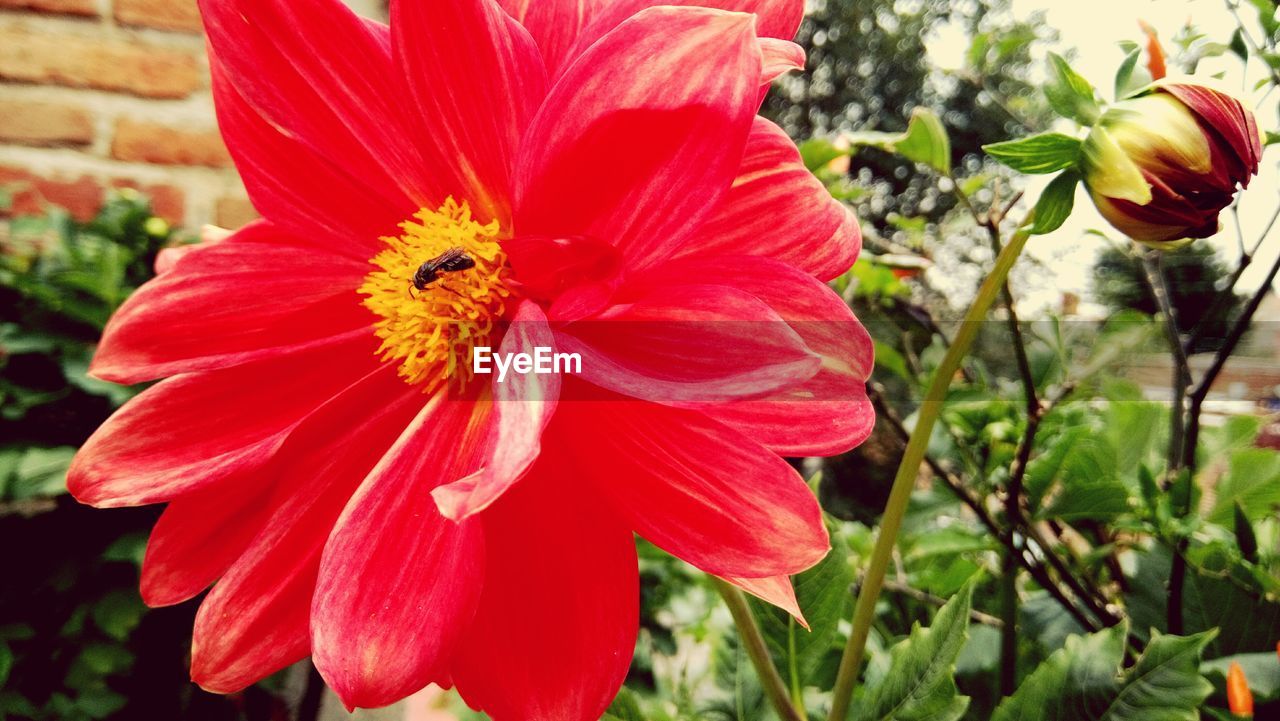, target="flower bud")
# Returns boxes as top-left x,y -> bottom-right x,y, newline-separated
1081,83 -> 1262,244
1228,660 -> 1254,717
